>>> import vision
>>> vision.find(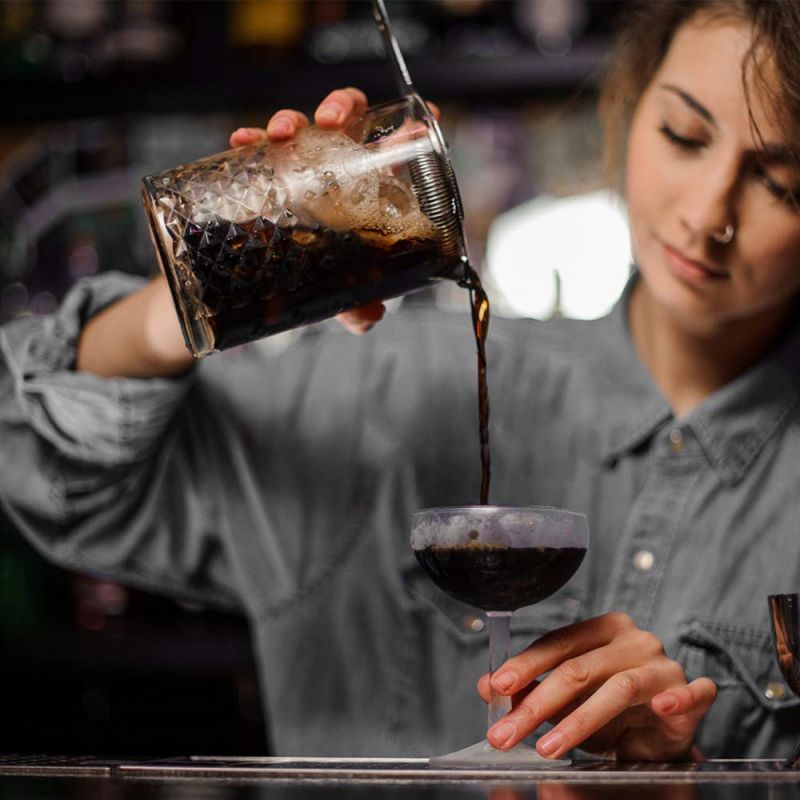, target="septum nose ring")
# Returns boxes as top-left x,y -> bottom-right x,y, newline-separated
711,224 -> 735,244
